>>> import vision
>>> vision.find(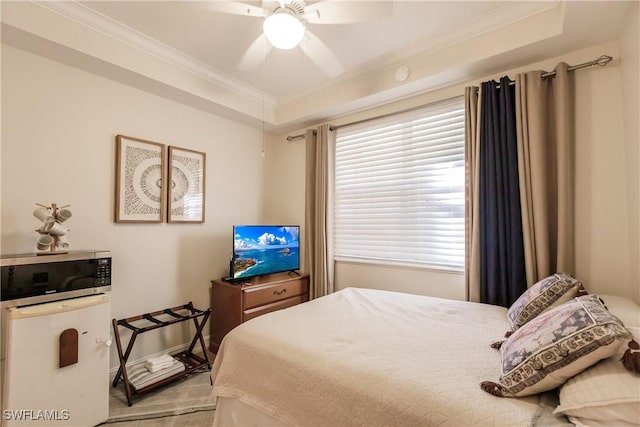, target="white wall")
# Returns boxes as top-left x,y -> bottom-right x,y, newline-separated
264,38 -> 640,302
619,2 -> 640,303
572,44 -> 631,301
1,45 -> 265,368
